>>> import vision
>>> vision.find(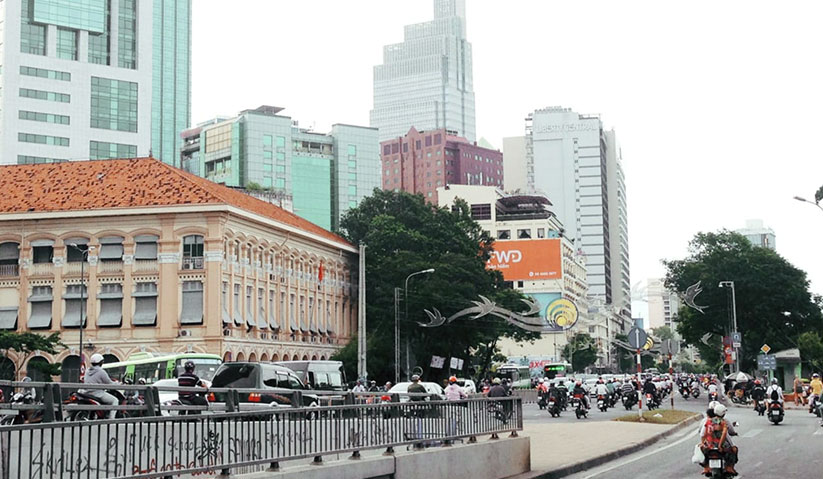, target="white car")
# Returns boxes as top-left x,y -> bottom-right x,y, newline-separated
388,382 -> 445,402
457,378 -> 477,396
